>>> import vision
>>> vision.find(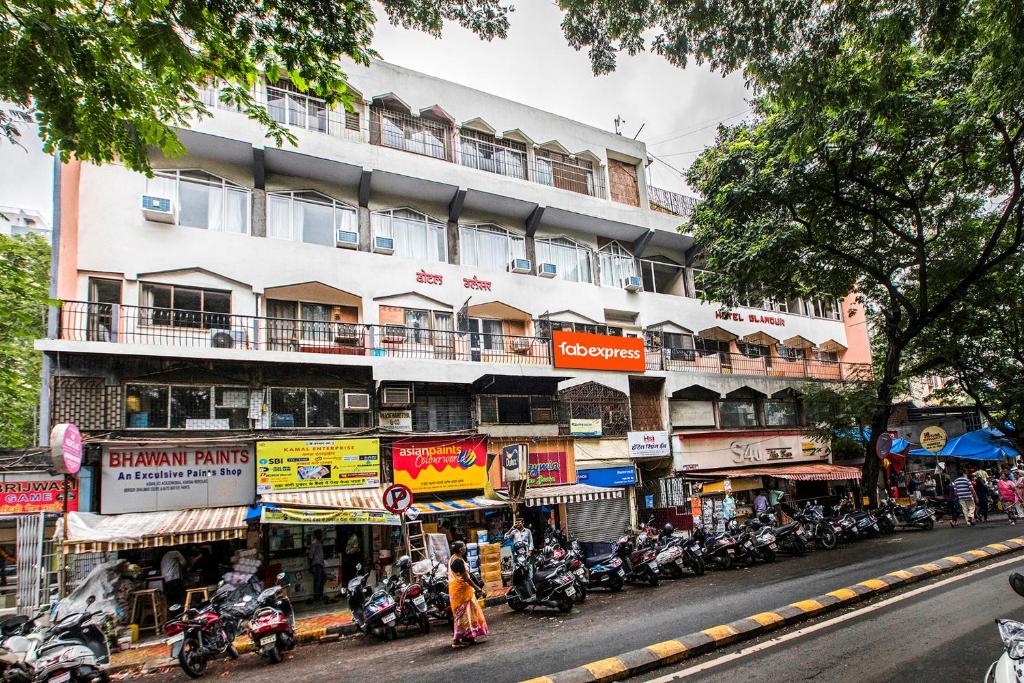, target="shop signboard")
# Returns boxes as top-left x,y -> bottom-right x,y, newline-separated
0,477 -> 79,514
576,466 -> 637,487
499,447 -> 572,487
392,436 -> 487,493
260,506 -> 400,526
378,410 -> 413,431
102,442 -> 255,514
501,444 -> 528,482
673,431 -> 828,472
49,423 -> 82,475
628,431 -> 671,458
569,419 -> 602,437
256,439 -> 381,494
920,426 -> 948,453
551,330 -> 645,372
